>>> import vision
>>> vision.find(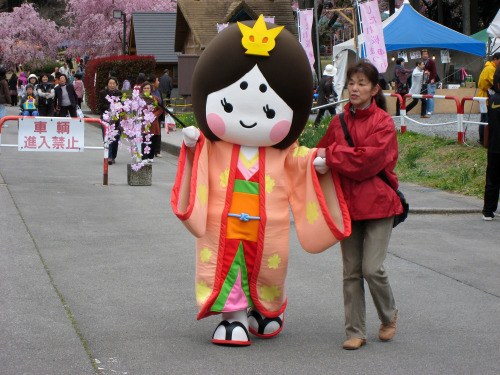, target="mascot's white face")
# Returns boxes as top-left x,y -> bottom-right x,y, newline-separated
205,65 -> 293,147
